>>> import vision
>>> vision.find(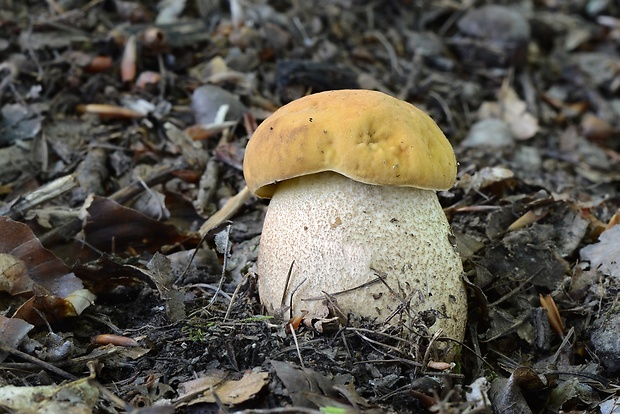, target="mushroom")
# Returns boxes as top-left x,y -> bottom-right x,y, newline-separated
243,90 -> 466,348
